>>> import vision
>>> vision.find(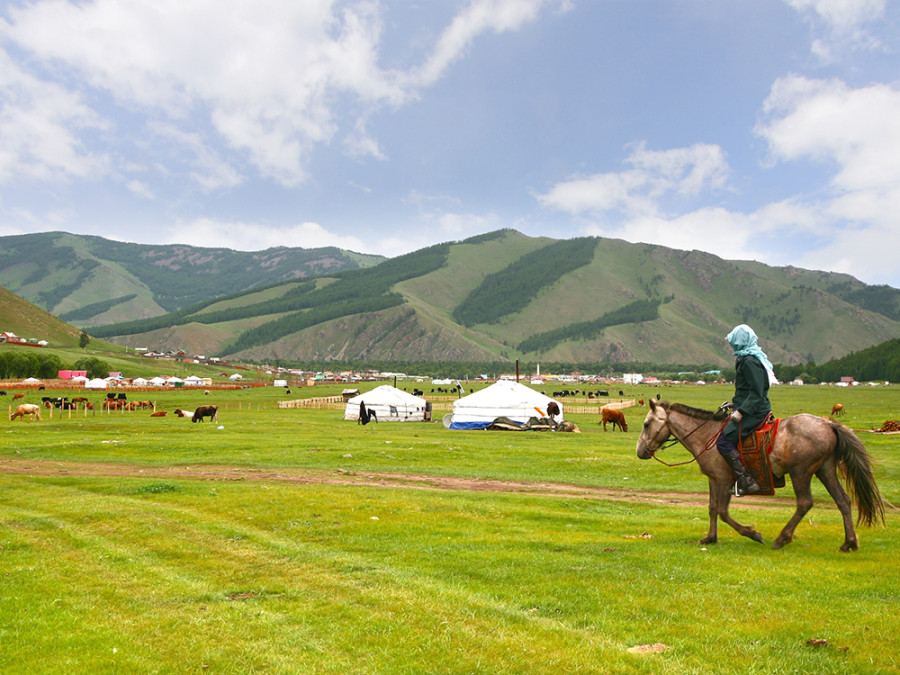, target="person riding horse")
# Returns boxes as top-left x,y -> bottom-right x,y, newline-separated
717,324 -> 778,496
